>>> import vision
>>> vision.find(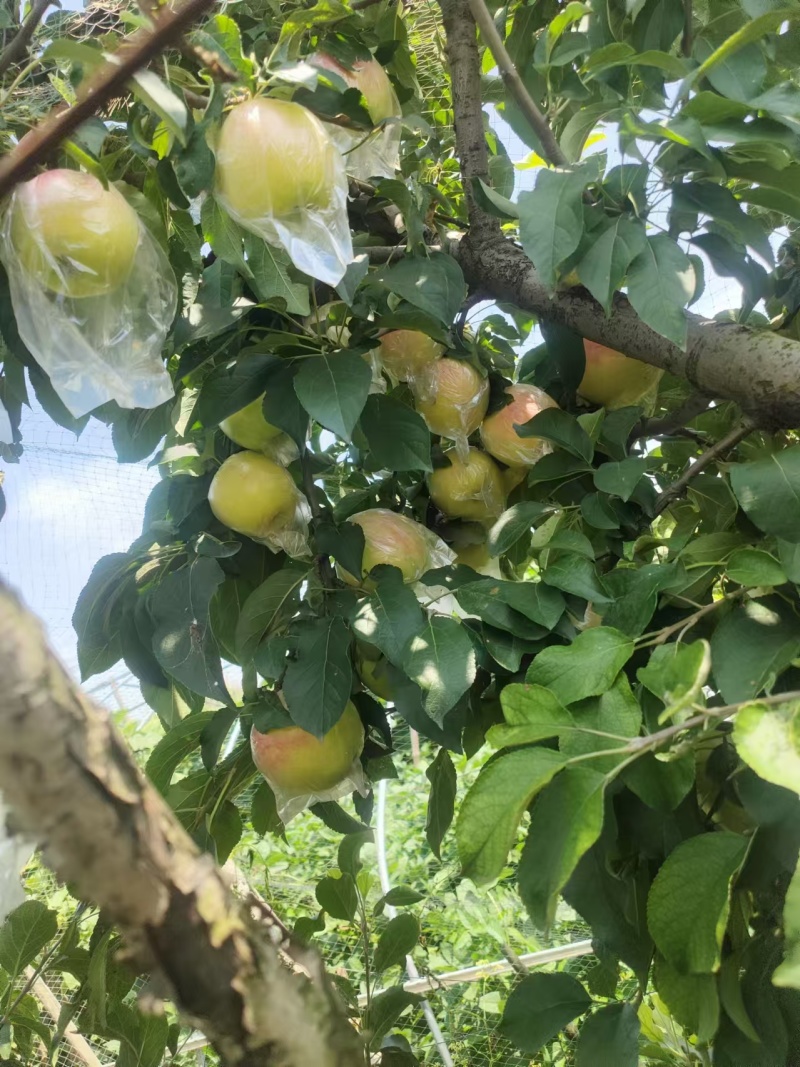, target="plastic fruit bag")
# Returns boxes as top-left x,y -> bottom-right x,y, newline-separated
428,446 -> 506,522
0,170 -> 177,419
480,383 -> 558,468
338,507 -> 455,586
214,97 -> 353,287
411,357 -> 490,461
